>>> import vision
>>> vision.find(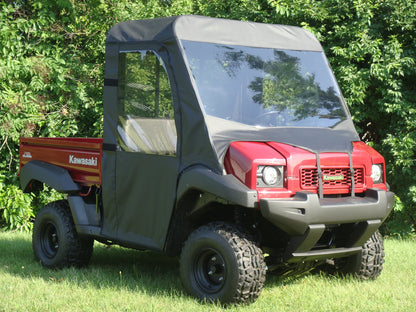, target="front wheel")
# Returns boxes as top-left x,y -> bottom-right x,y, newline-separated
335,230 -> 385,279
32,200 -> 94,269
180,222 -> 266,305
